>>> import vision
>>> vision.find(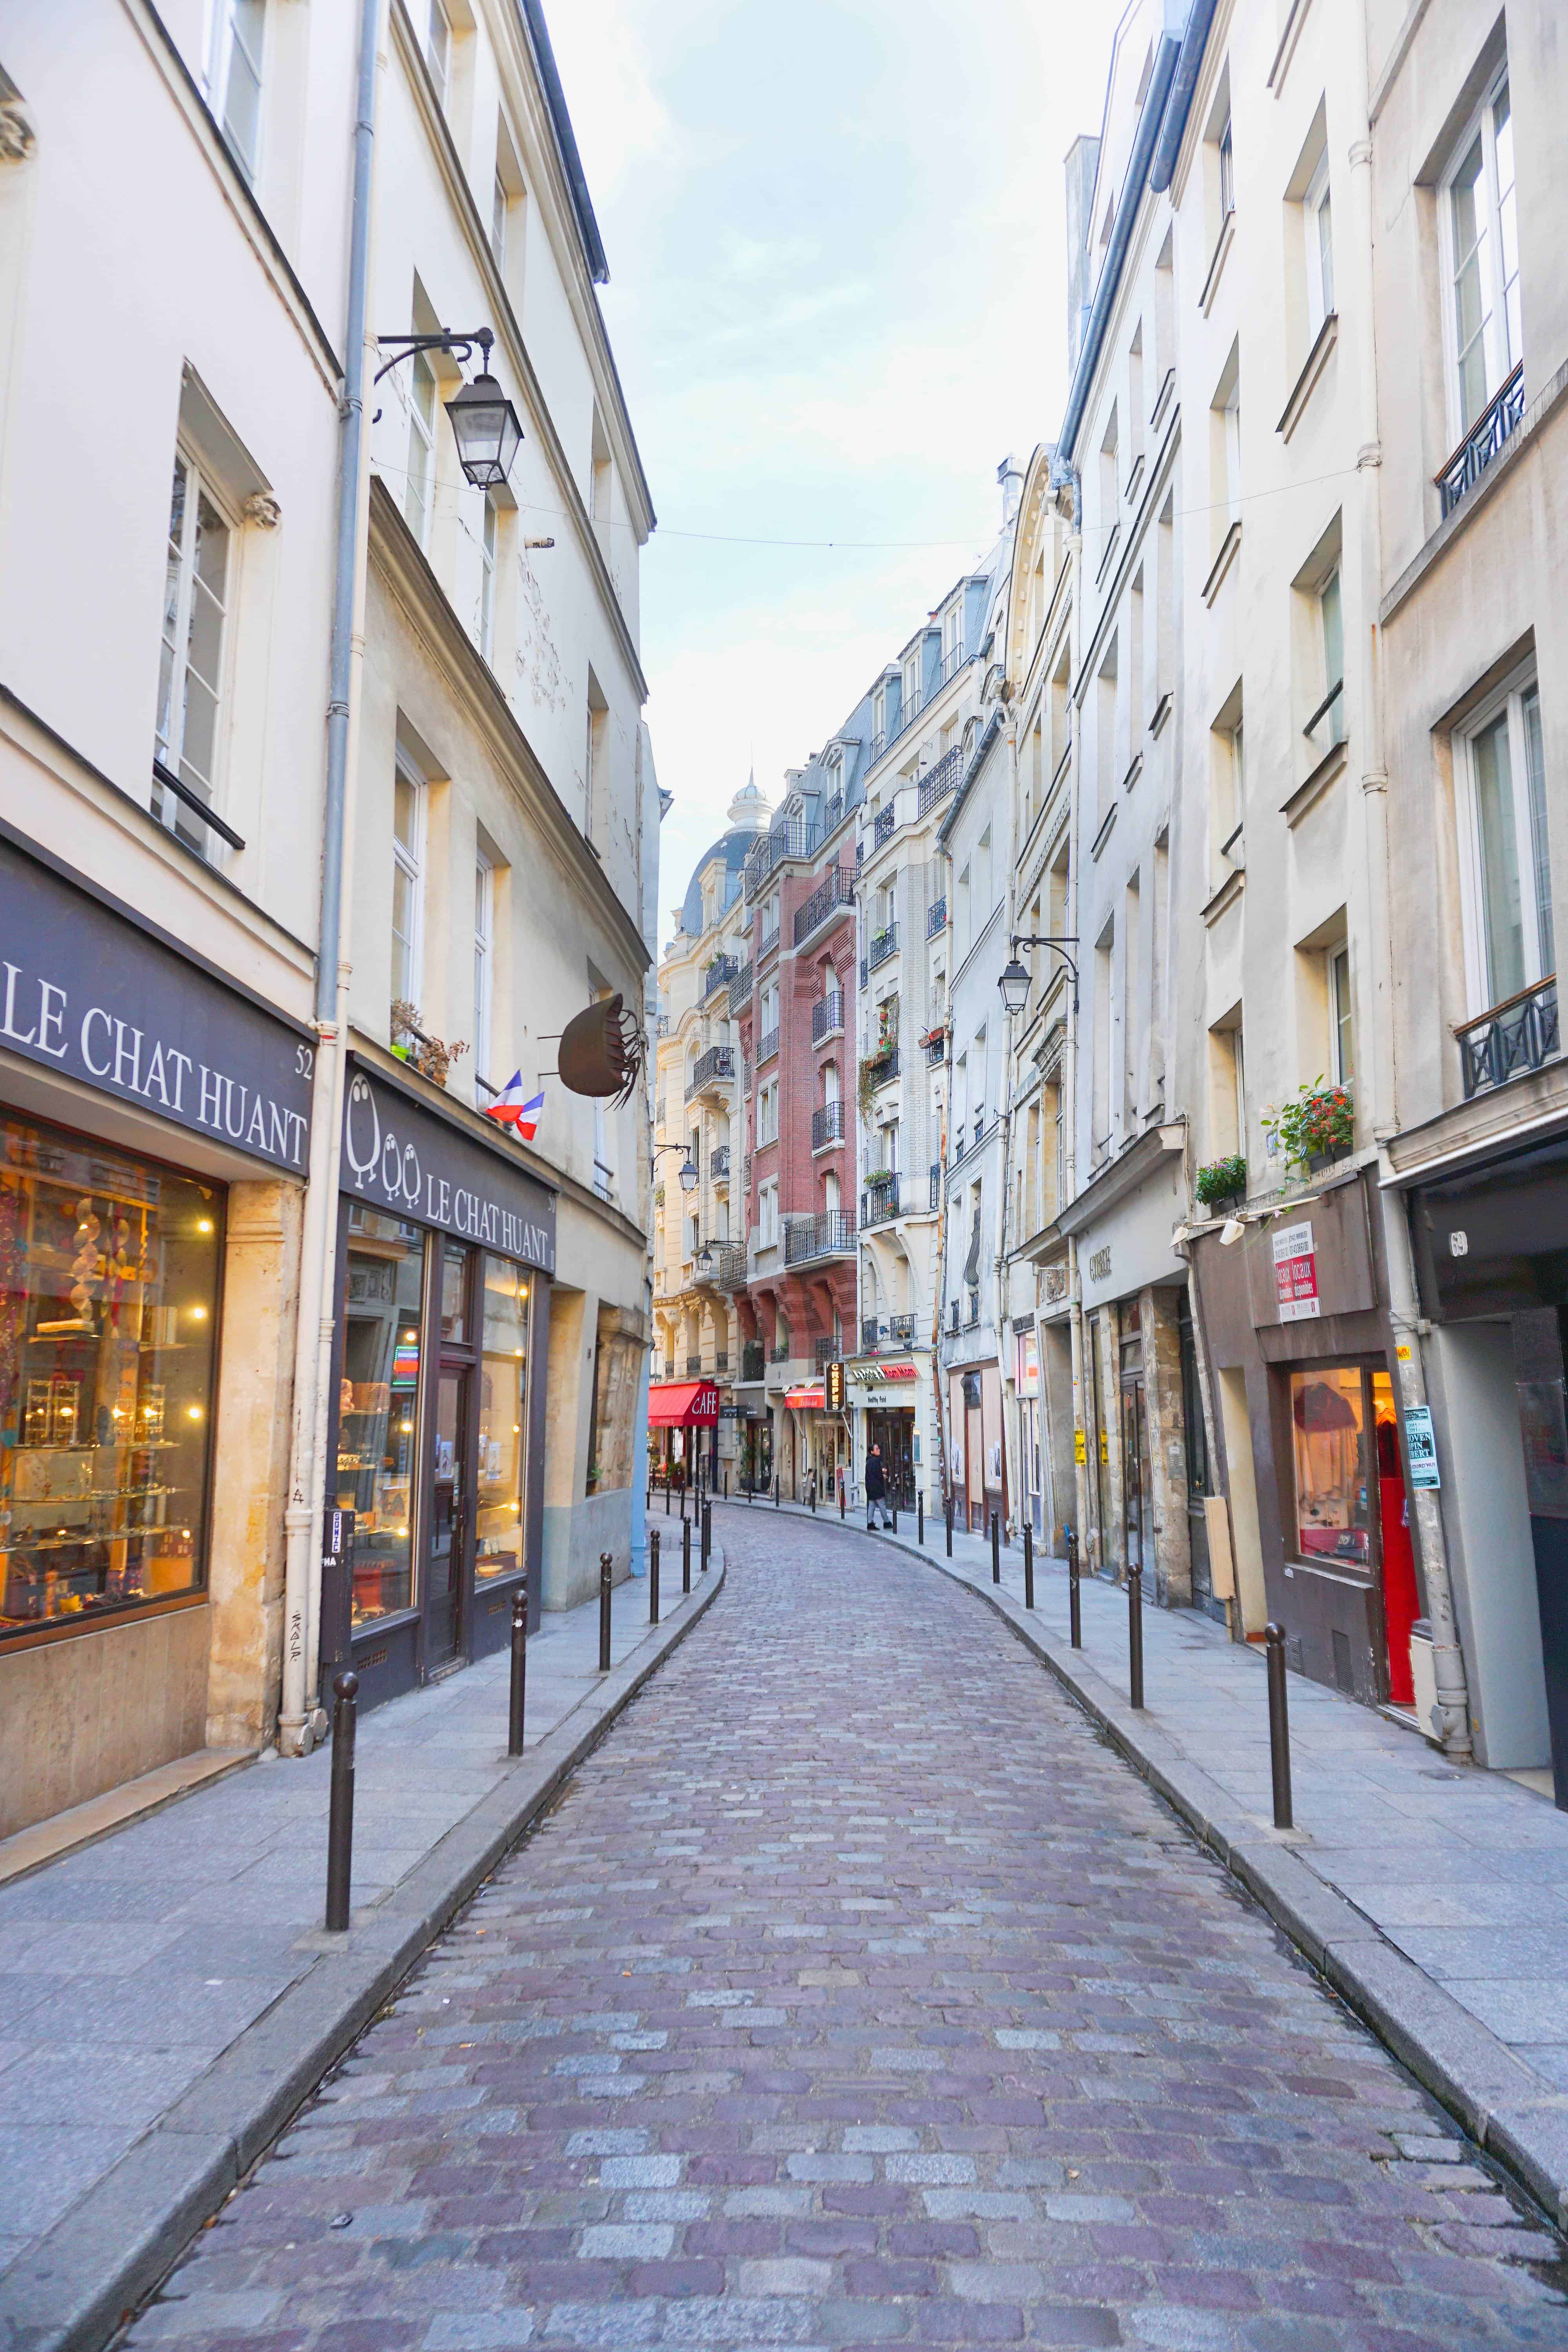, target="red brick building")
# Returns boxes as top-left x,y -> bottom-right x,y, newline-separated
728,778 -> 861,1497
